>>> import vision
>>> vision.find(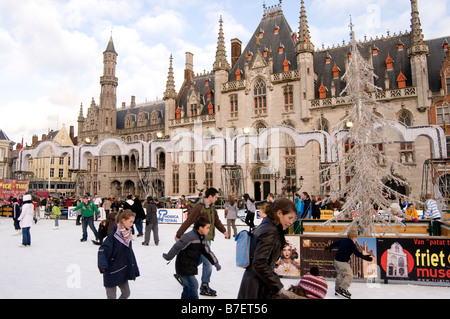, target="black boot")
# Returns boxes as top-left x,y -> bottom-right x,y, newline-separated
200,282 -> 217,297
